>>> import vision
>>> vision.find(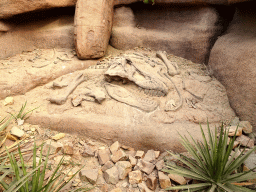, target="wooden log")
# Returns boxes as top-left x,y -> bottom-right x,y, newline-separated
74,0 -> 115,59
